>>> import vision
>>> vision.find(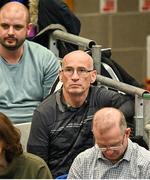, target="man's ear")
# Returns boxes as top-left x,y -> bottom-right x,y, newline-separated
125,128 -> 131,138
59,70 -> 63,82
27,23 -> 36,38
90,70 -> 97,83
